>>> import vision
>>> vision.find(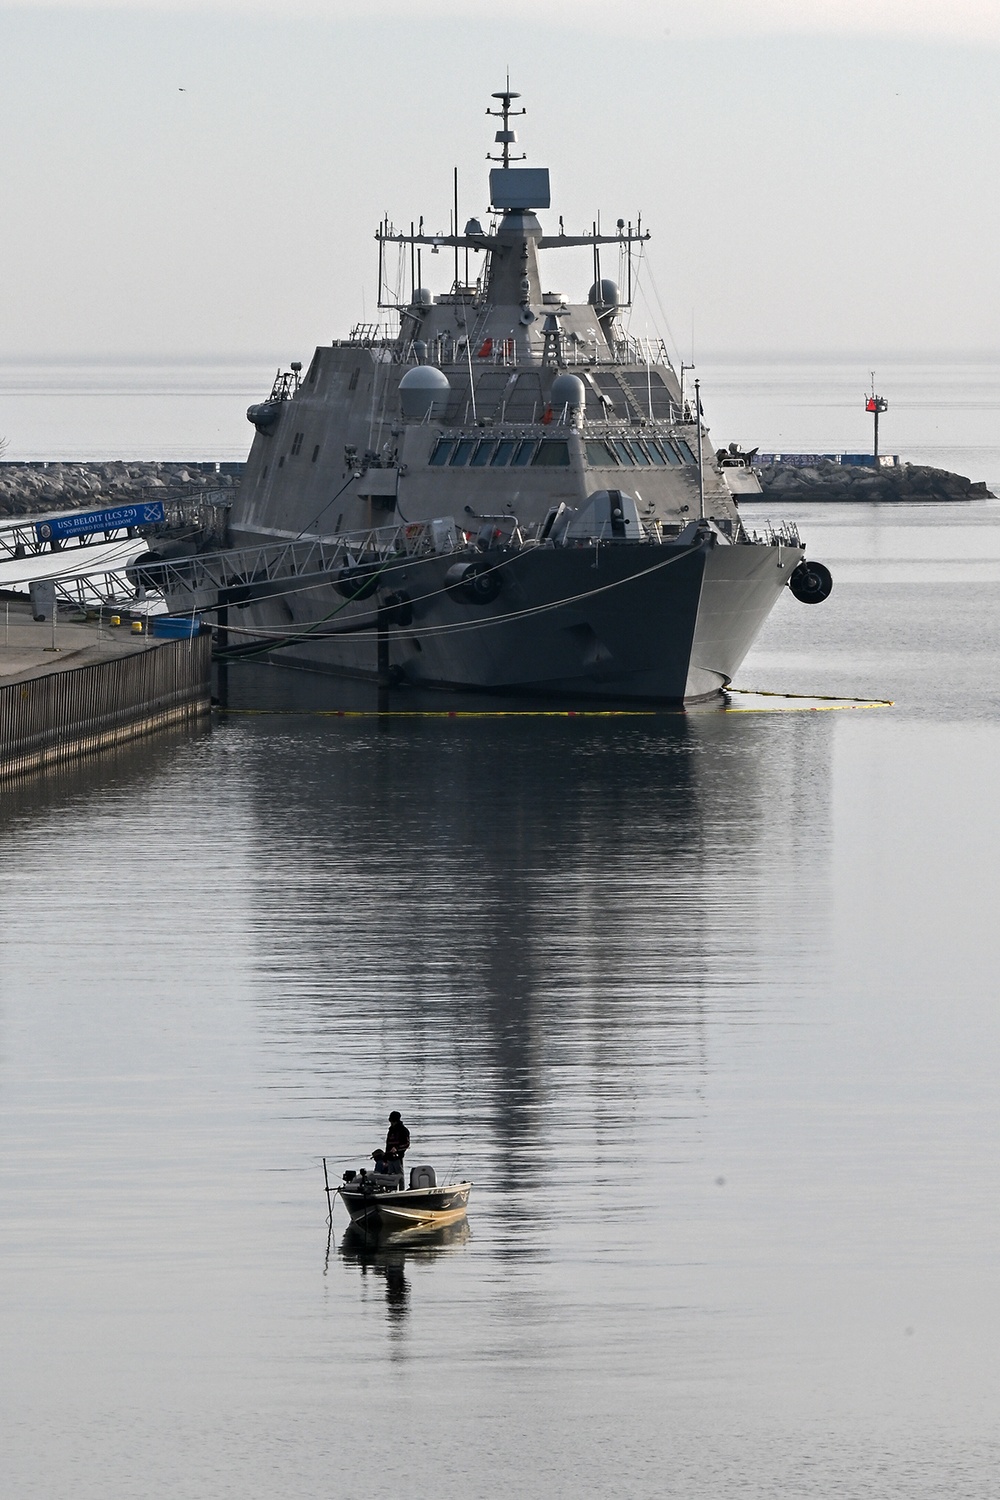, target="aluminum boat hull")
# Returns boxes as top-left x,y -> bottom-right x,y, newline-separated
338,1182 -> 472,1232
